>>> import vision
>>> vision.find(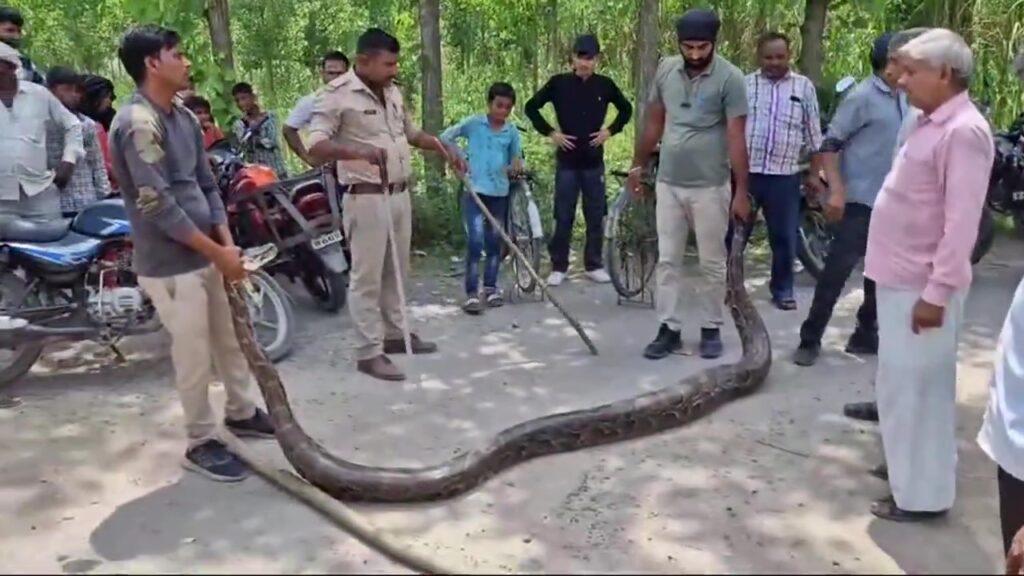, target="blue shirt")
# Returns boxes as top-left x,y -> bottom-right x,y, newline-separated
823,74 -> 906,207
440,114 -> 522,197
